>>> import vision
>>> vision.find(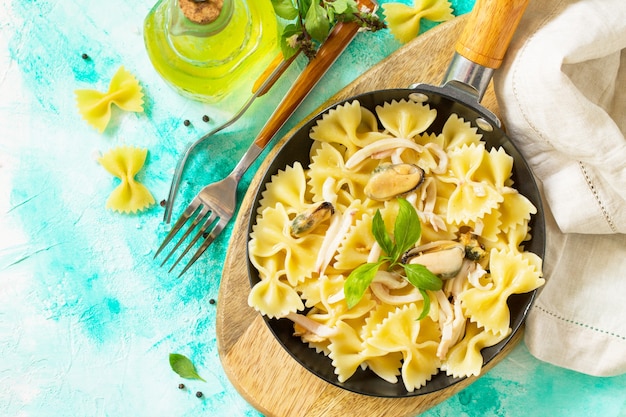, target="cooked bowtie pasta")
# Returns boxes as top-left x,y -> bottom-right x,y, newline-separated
248,98 -> 544,392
